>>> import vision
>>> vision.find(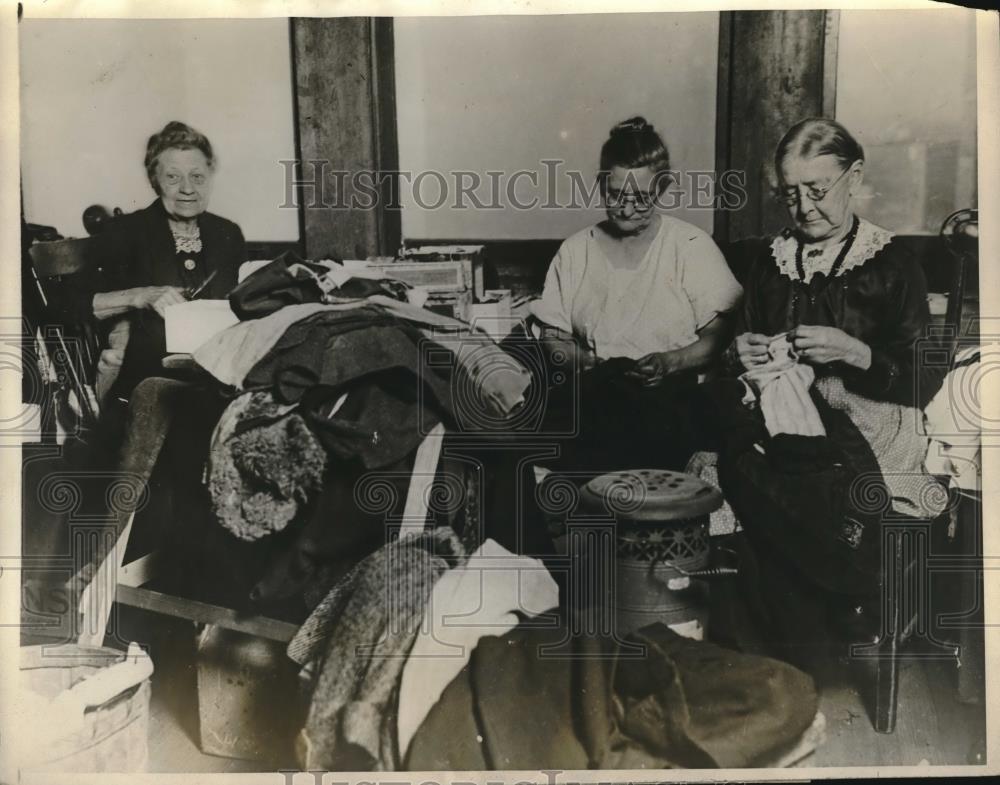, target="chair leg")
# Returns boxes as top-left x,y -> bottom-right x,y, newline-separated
873,528 -> 905,733
77,511 -> 135,648
874,624 -> 900,733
